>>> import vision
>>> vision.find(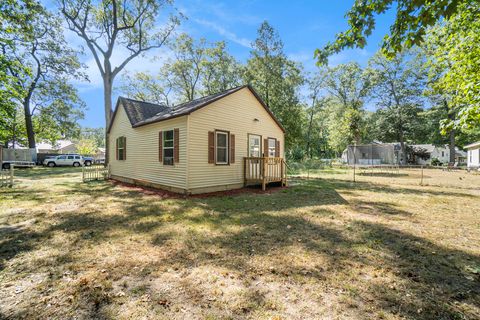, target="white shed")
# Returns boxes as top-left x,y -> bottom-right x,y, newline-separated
465,141 -> 480,169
